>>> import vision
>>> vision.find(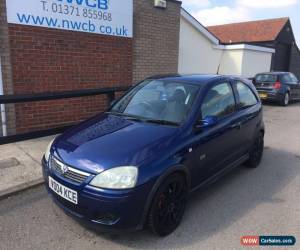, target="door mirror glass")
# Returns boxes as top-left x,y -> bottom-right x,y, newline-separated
195,116 -> 219,130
